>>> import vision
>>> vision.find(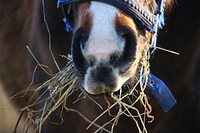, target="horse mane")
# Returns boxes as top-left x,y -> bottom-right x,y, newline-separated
140,0 -> 175,14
